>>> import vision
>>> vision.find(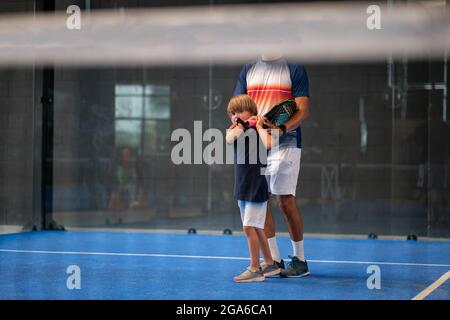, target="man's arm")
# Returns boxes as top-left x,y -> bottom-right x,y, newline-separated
282,63 -> 310,133
283,96 -> 310,133
233,64 -> 250,96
